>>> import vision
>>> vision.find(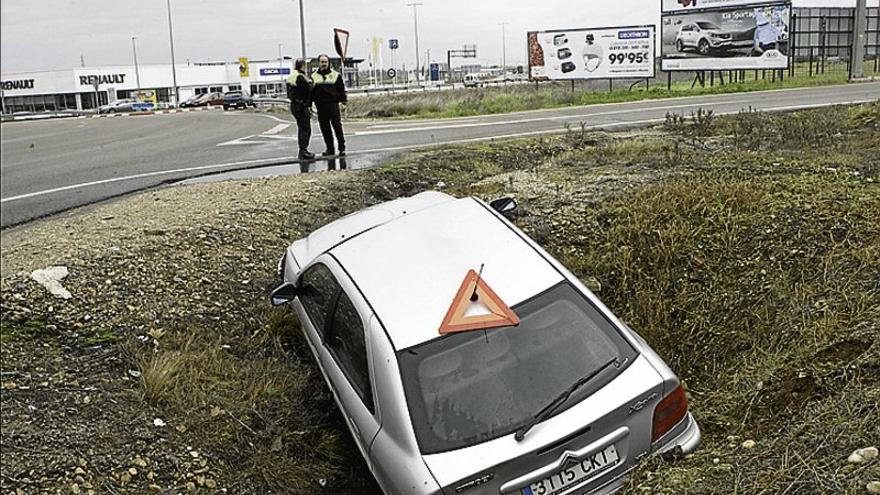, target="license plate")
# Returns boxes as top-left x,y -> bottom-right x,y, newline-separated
522,444 -> 619,495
